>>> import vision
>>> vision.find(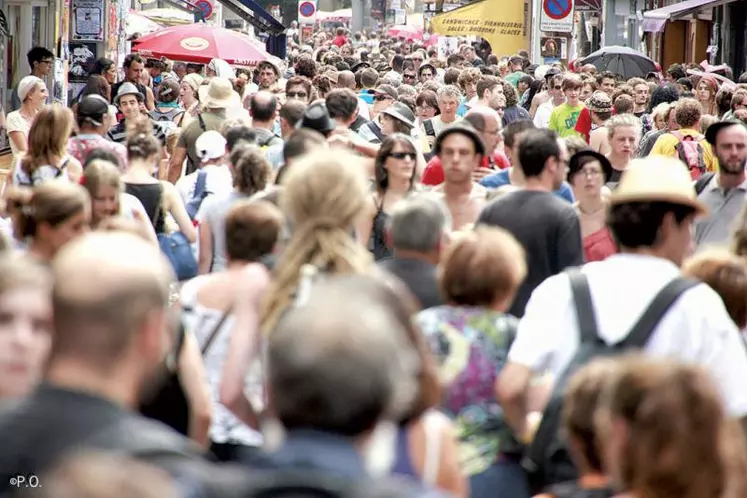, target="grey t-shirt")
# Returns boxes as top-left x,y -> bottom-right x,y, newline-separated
197,192 -> 247,272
